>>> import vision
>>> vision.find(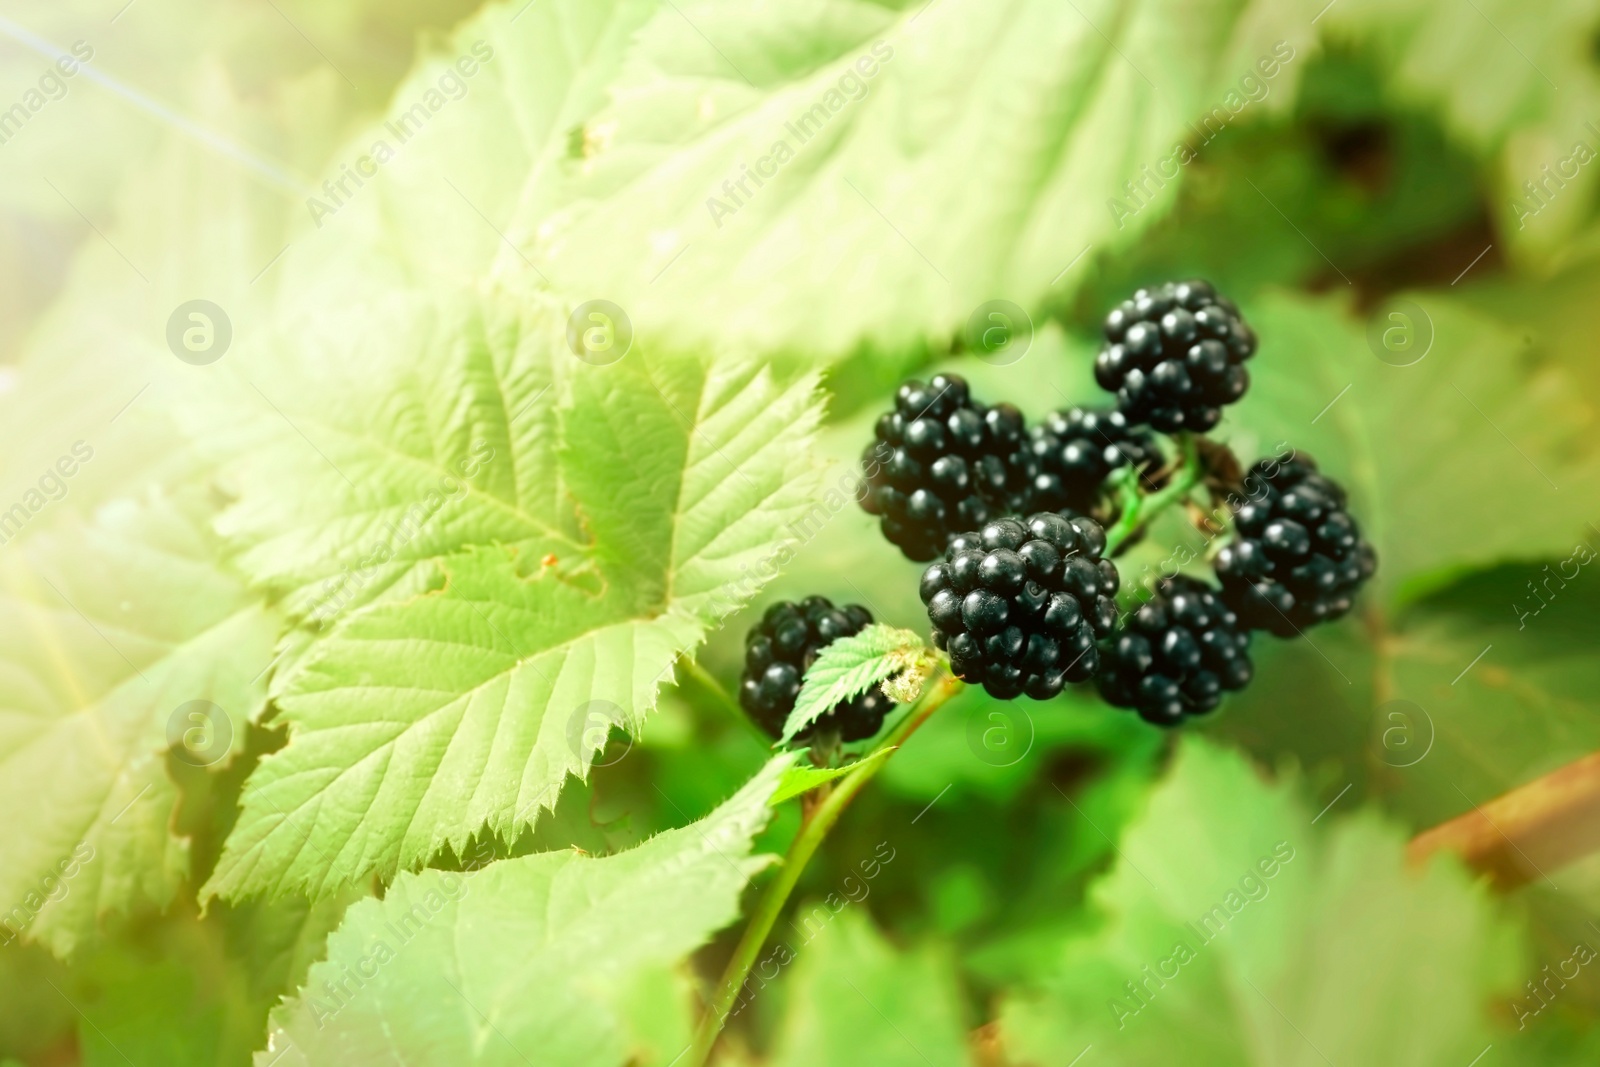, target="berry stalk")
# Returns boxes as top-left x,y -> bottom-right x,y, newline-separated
687,670 -> 965,1067
1103,431 -> 1204,556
